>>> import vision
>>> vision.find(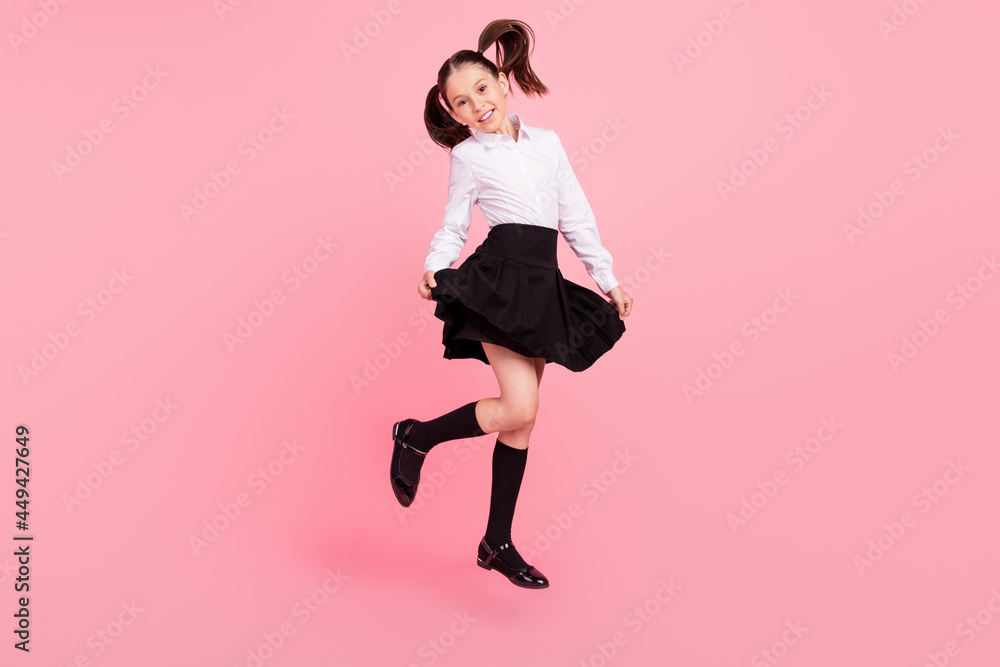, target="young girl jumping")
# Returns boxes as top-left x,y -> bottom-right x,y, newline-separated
390,18 -> 633,590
